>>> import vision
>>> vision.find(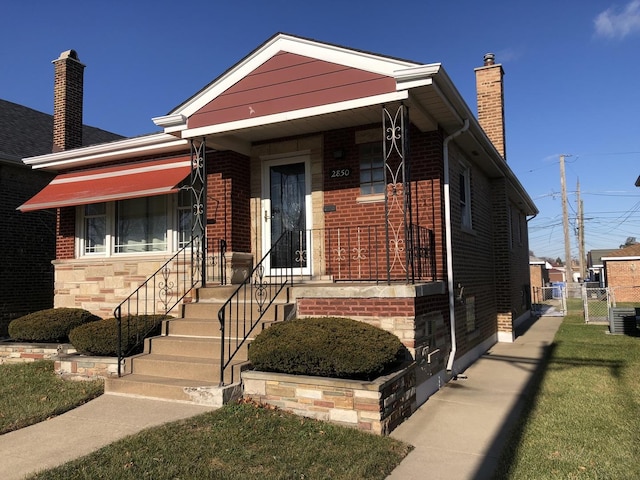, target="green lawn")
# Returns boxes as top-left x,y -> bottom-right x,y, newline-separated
494,306 -> 640,478
29,401 -> 412,479
0,361 -> 103,434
